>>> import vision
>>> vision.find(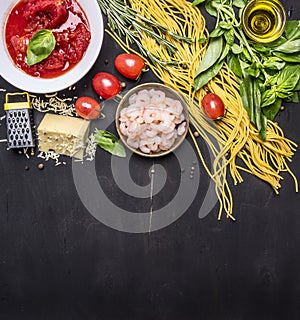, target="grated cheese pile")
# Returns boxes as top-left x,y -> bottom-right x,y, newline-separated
84,132 -> 97,161
37,151 -> 66,166
30,93 -> 77,116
